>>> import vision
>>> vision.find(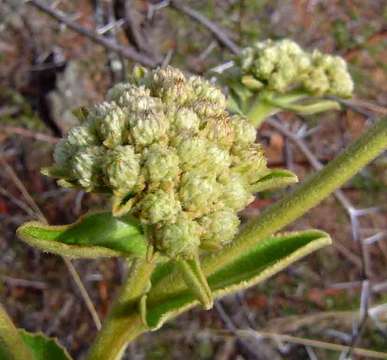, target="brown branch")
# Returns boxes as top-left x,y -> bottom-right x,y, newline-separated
169,0 -> 241,55
28,0 -> 158,67
1,125 -> 59,144
340,98 -> 387,116
113,0 -> 154,57
2,276 -> 47,291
